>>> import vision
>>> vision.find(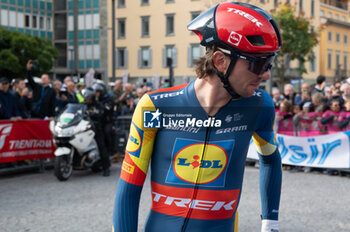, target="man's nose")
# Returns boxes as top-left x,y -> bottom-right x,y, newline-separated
258,70 -> 271,80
